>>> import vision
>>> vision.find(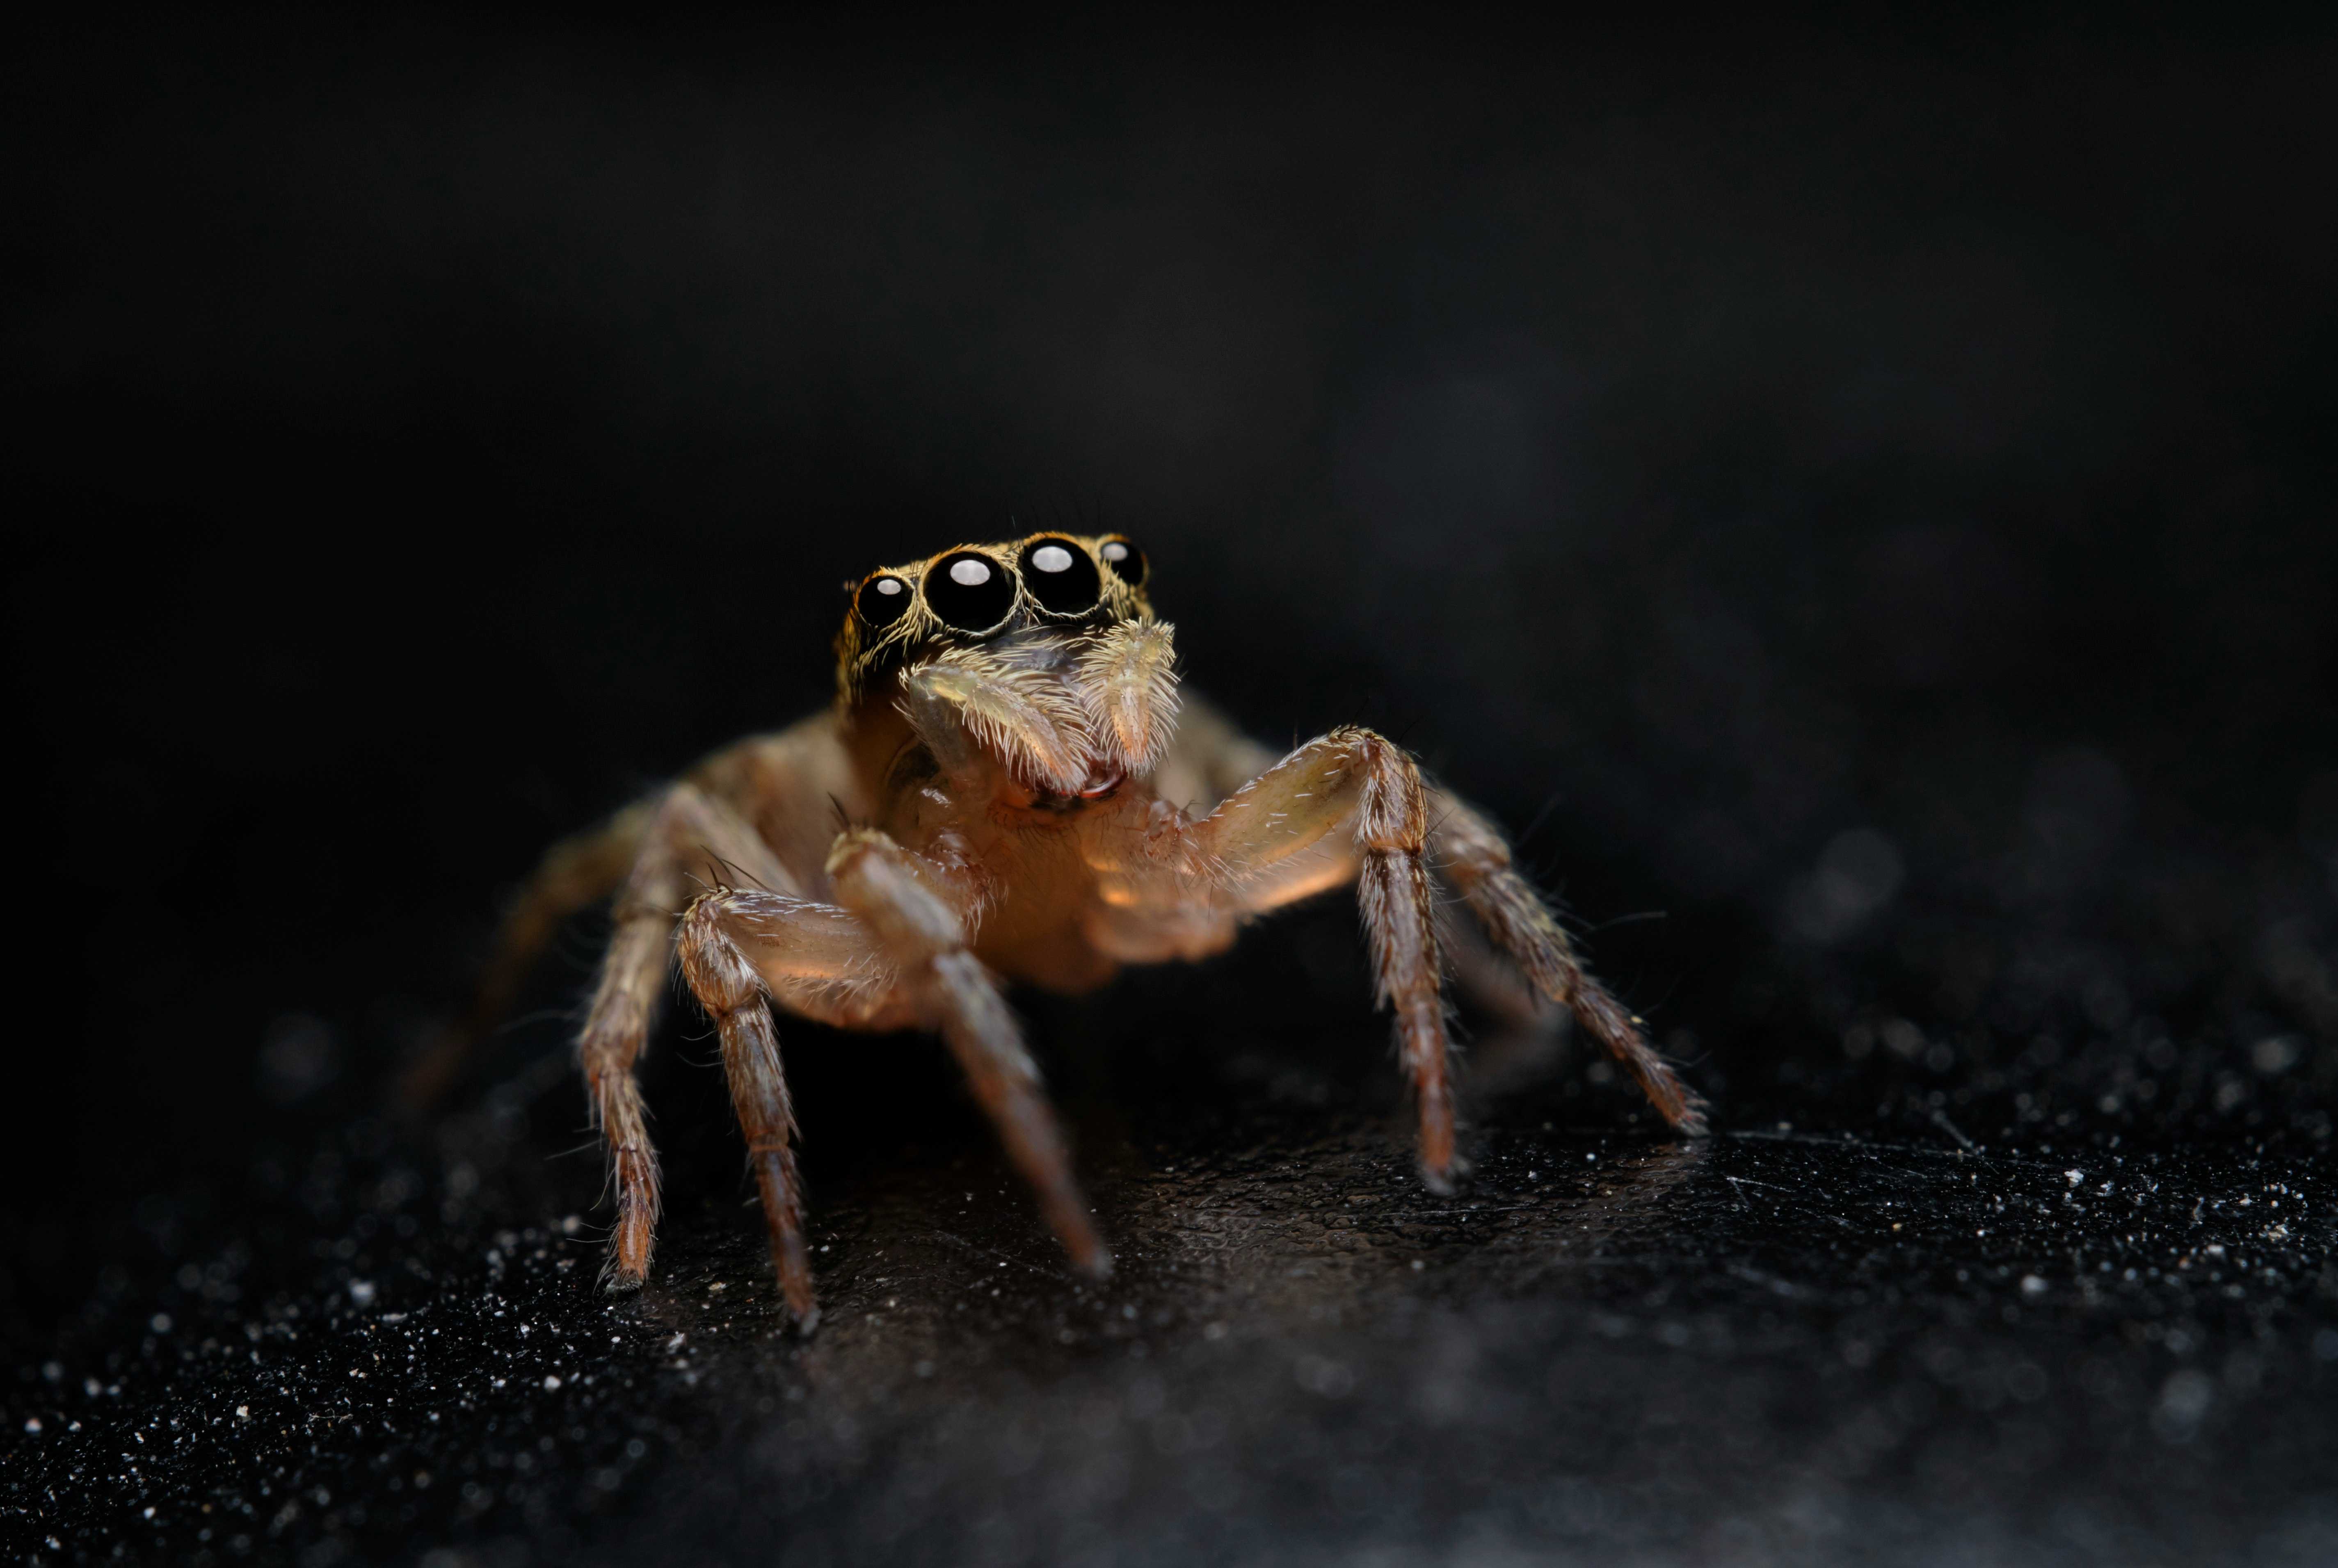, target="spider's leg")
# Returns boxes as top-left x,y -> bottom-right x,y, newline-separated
669,899 -> 817,1332
825,827 -> 1111,1279
676,882 -> 931,1330
575,784 -> 799,1290
1435,905 -> 1573,1098
401,803 -> 652,1108
1427,788 -> 1707,1134
1140,690 -> 1281,819
1440,904 -> 1562,1034
1183,726 -> 1461,1190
